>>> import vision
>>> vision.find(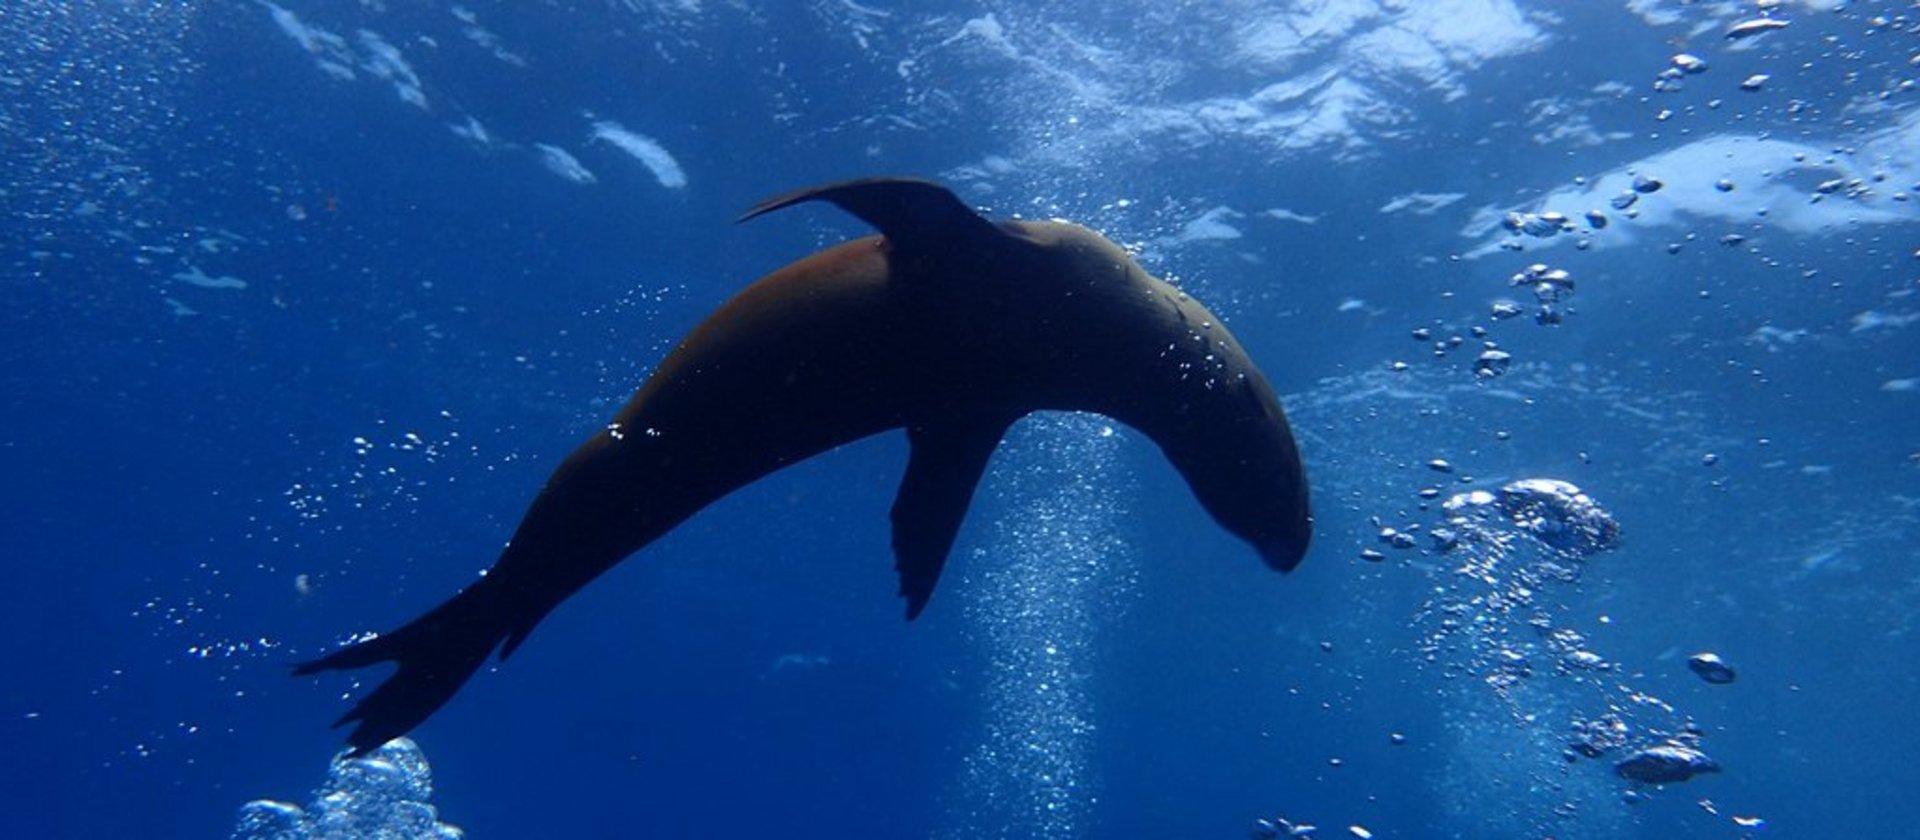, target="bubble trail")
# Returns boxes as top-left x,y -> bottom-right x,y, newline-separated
1414,479 -> 1717,838
939,414 -> 1137,839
